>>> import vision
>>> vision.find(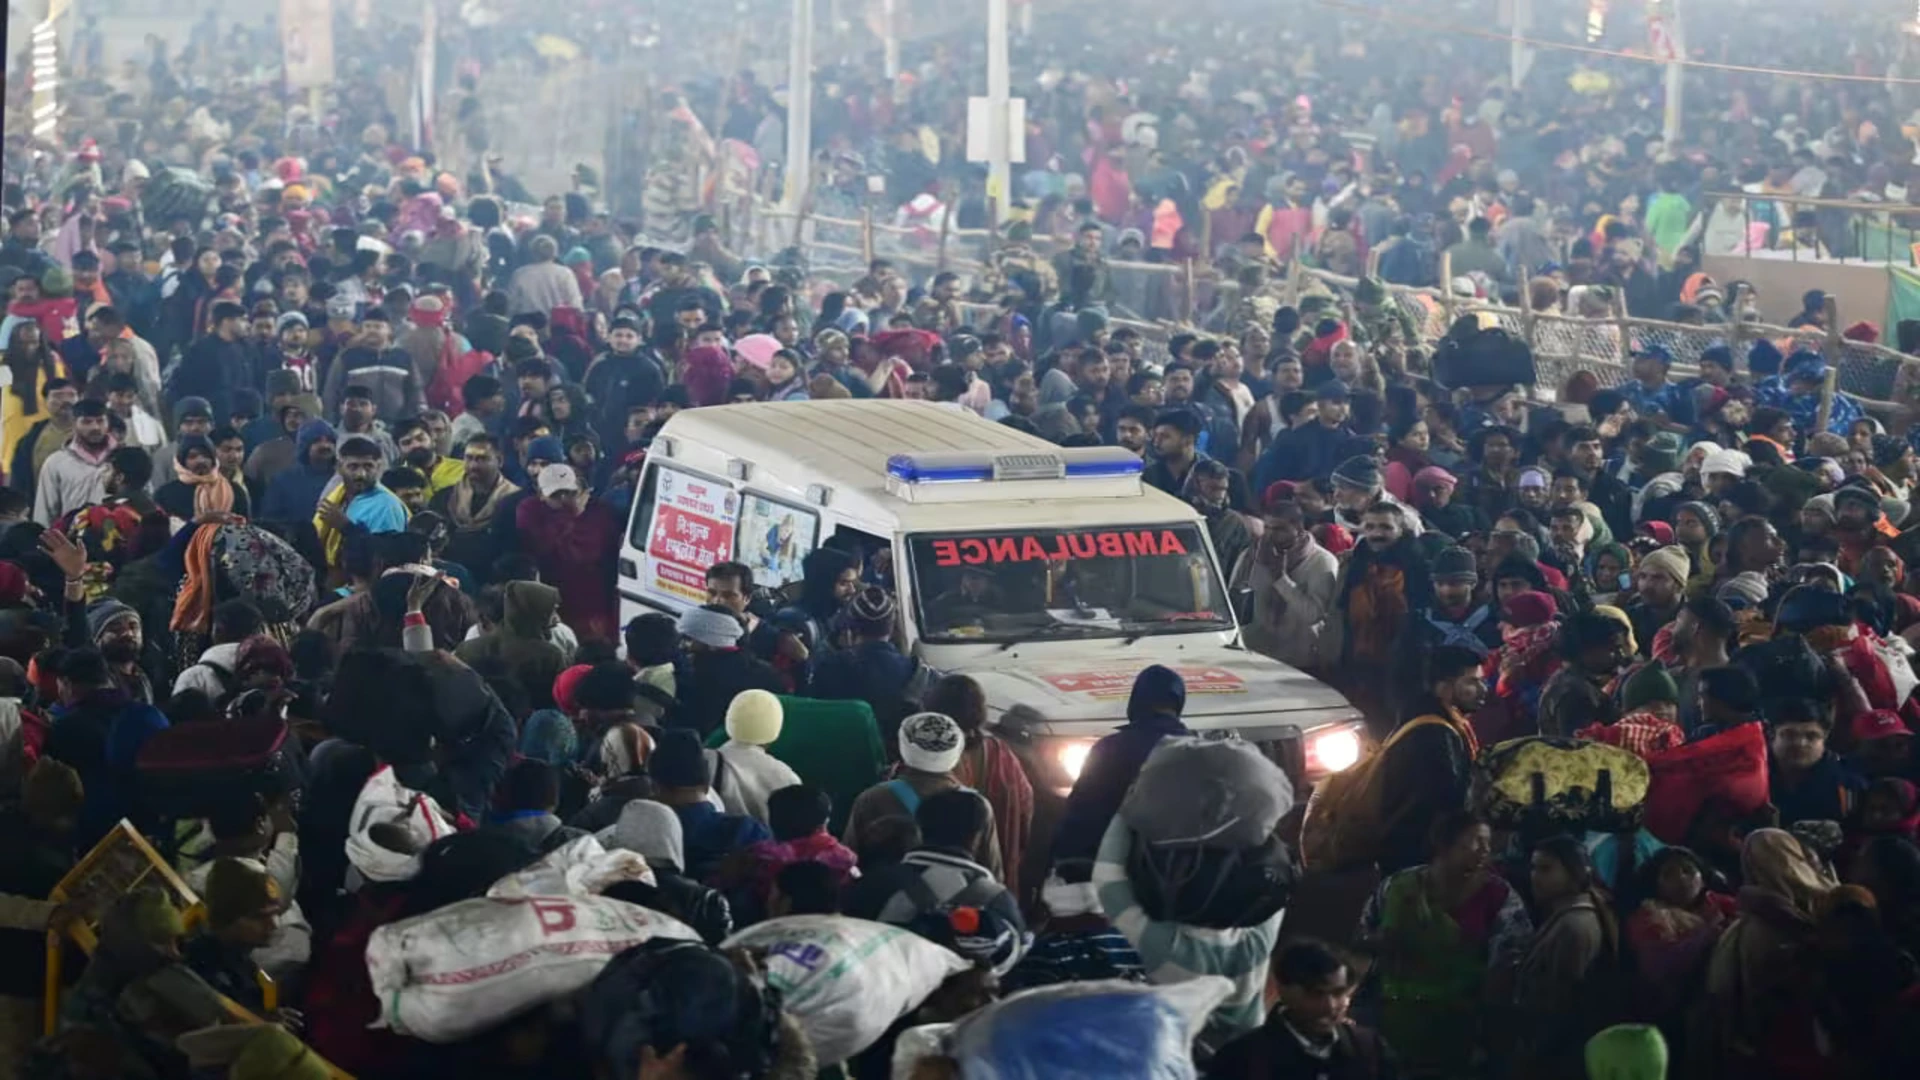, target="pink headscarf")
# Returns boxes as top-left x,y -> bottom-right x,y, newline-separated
682,345 -> 734,407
